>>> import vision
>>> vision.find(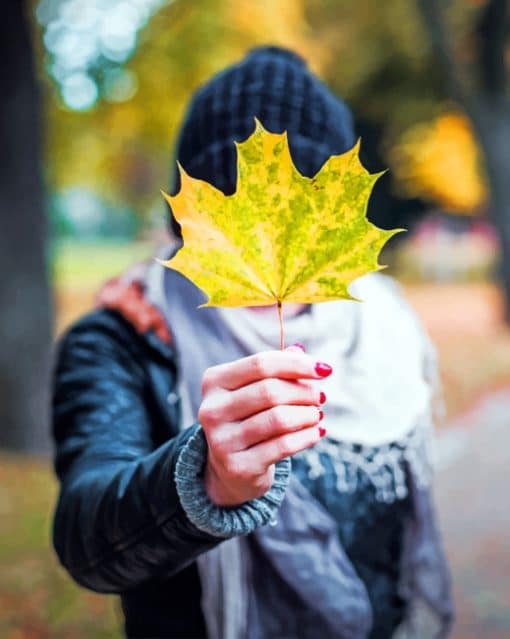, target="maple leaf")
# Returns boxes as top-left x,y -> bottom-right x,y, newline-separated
161,120 -> 402,345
